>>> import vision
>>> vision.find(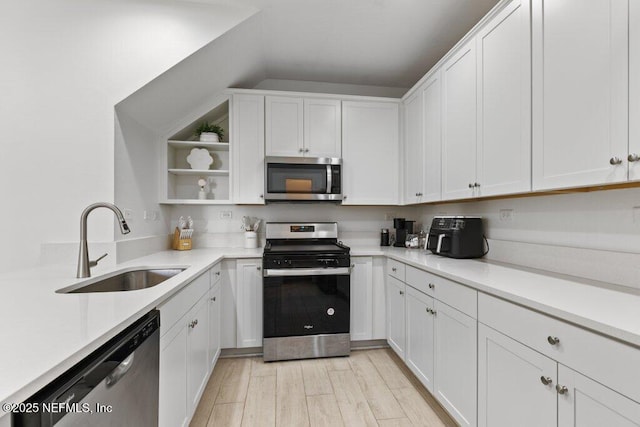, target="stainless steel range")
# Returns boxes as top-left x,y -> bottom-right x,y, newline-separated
262,222 -> 350,362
